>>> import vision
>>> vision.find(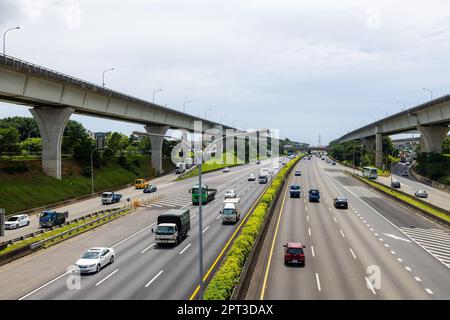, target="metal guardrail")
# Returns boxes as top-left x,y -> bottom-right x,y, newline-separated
0,207 -> 120,247
29,207 -> 130,250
